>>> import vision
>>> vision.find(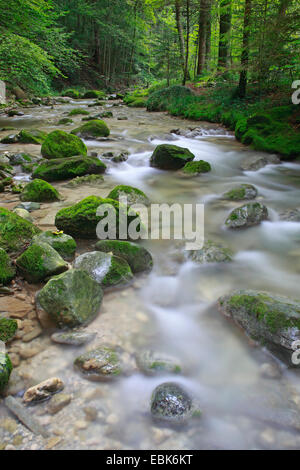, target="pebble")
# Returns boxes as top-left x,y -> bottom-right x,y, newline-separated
83,406 -> 98,422
47,393 -> 71,415
23,377 -> 64,404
